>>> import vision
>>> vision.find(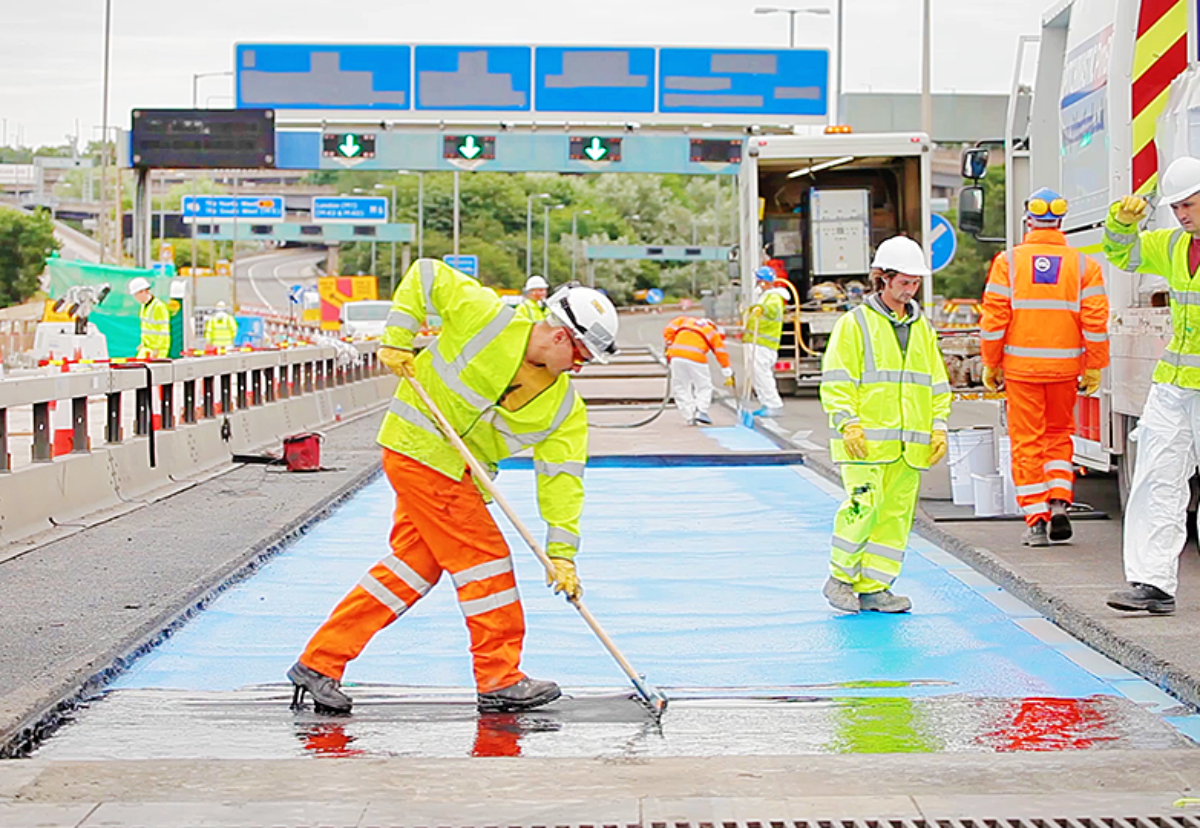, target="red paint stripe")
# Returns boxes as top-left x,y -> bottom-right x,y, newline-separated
1132,36 -> 1188,114
1133,141 -> 1159,192
1138,0 -> 1178,36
